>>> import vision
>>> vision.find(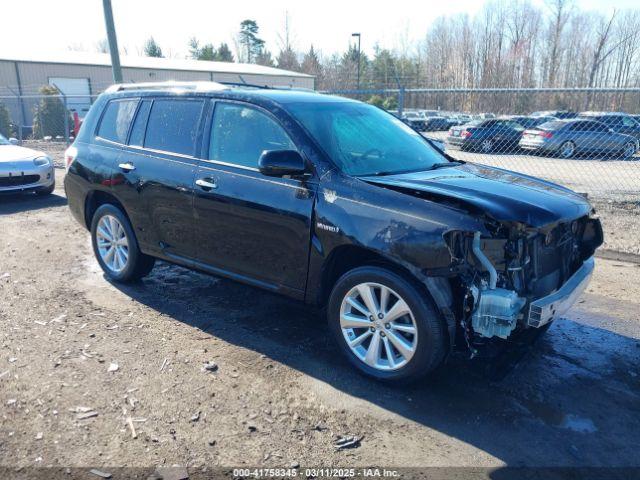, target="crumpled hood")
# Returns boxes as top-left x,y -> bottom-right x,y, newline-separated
0,145 -> 44,164
363,163 -> 591,227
